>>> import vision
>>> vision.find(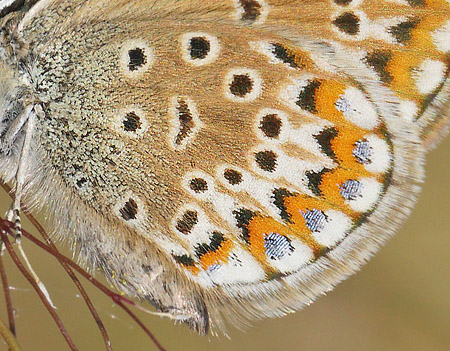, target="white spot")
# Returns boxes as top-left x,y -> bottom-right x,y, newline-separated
180,32 -> 220,66
335,87 -> 379,130
119,39 -> 154,78
413,59 -> 446,95
182,171 -> 240,227
264,234 -> 313,273
343,177 -> 382,212
168,96 -> 203,150
332,10 -> 407,44
309,210 -> 352,247
217,165 -> 289,220
433,20 -> 450,52
224,68 -> 263,102
113,105 -> 148,138
206,248 -> 265,285
279,76 -> 312,112
362,134 -> 392,174
251,145 -> 328,194
398,100 -> 418,121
